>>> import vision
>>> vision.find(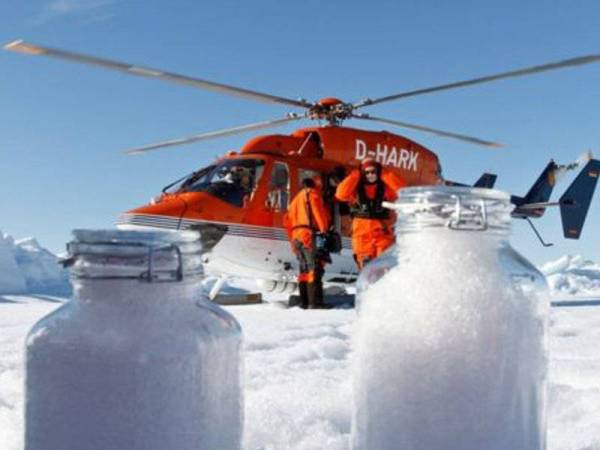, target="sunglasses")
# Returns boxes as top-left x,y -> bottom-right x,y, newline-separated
364,169 -> 377,175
